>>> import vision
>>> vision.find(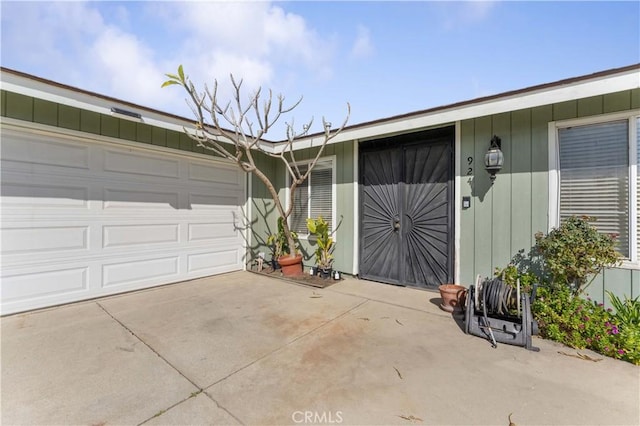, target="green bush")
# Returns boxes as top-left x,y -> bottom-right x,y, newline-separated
533,286 -> 640,365
534,216 -> 621,295
494,264 -> 538,294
